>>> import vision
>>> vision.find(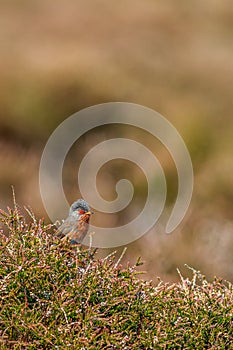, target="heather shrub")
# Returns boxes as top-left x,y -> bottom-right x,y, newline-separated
0,206 -> 232,349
